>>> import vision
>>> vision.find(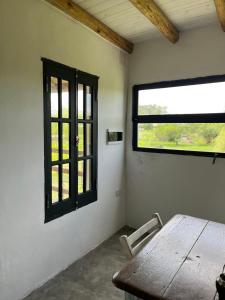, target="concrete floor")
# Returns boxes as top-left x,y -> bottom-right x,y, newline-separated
24,227 -> 132,300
